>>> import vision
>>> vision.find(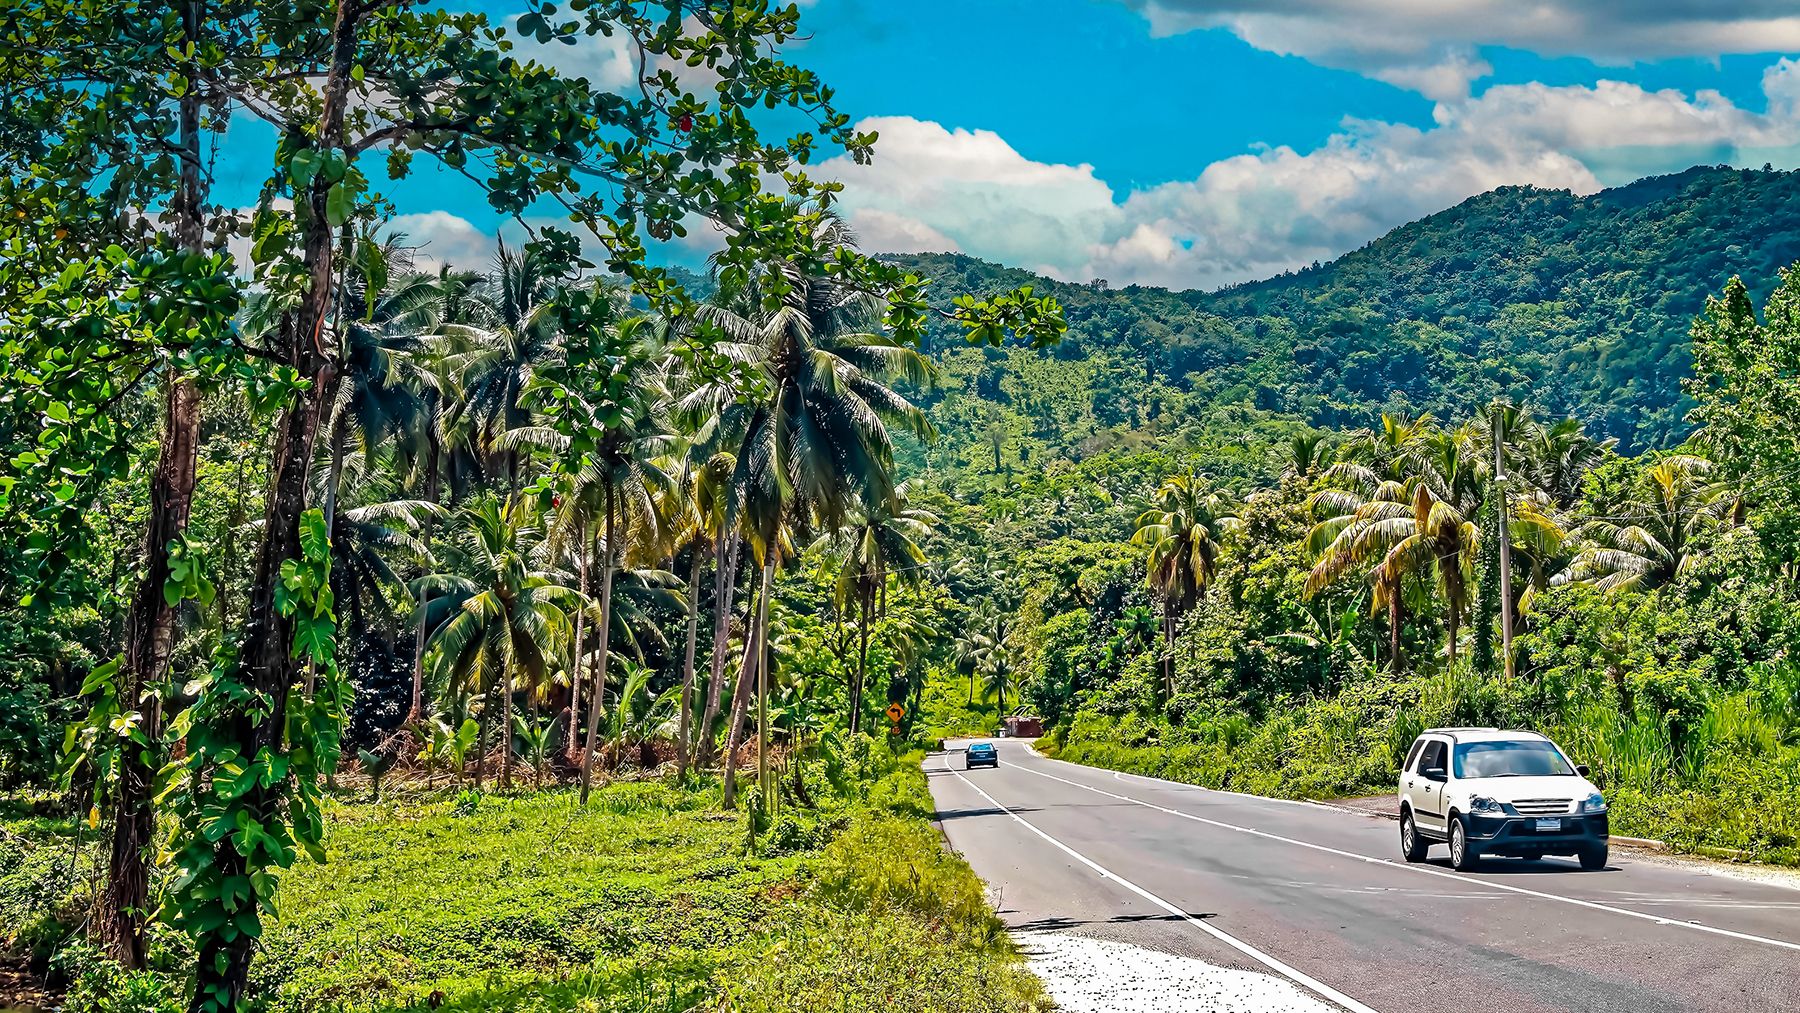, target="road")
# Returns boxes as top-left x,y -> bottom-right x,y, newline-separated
928,739 -> 1800,1013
